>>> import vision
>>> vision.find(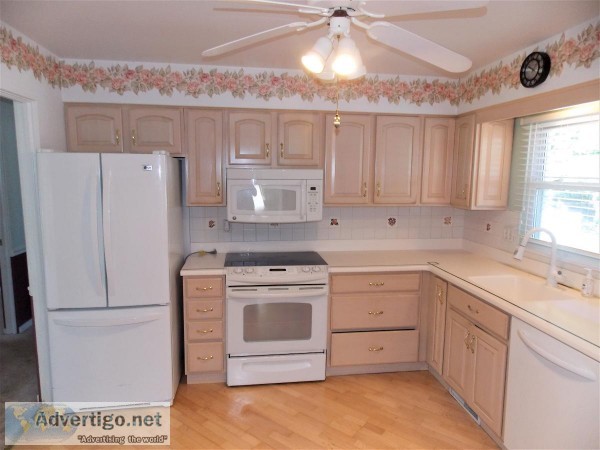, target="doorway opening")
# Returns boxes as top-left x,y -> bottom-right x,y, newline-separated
0,96 -> 39,405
